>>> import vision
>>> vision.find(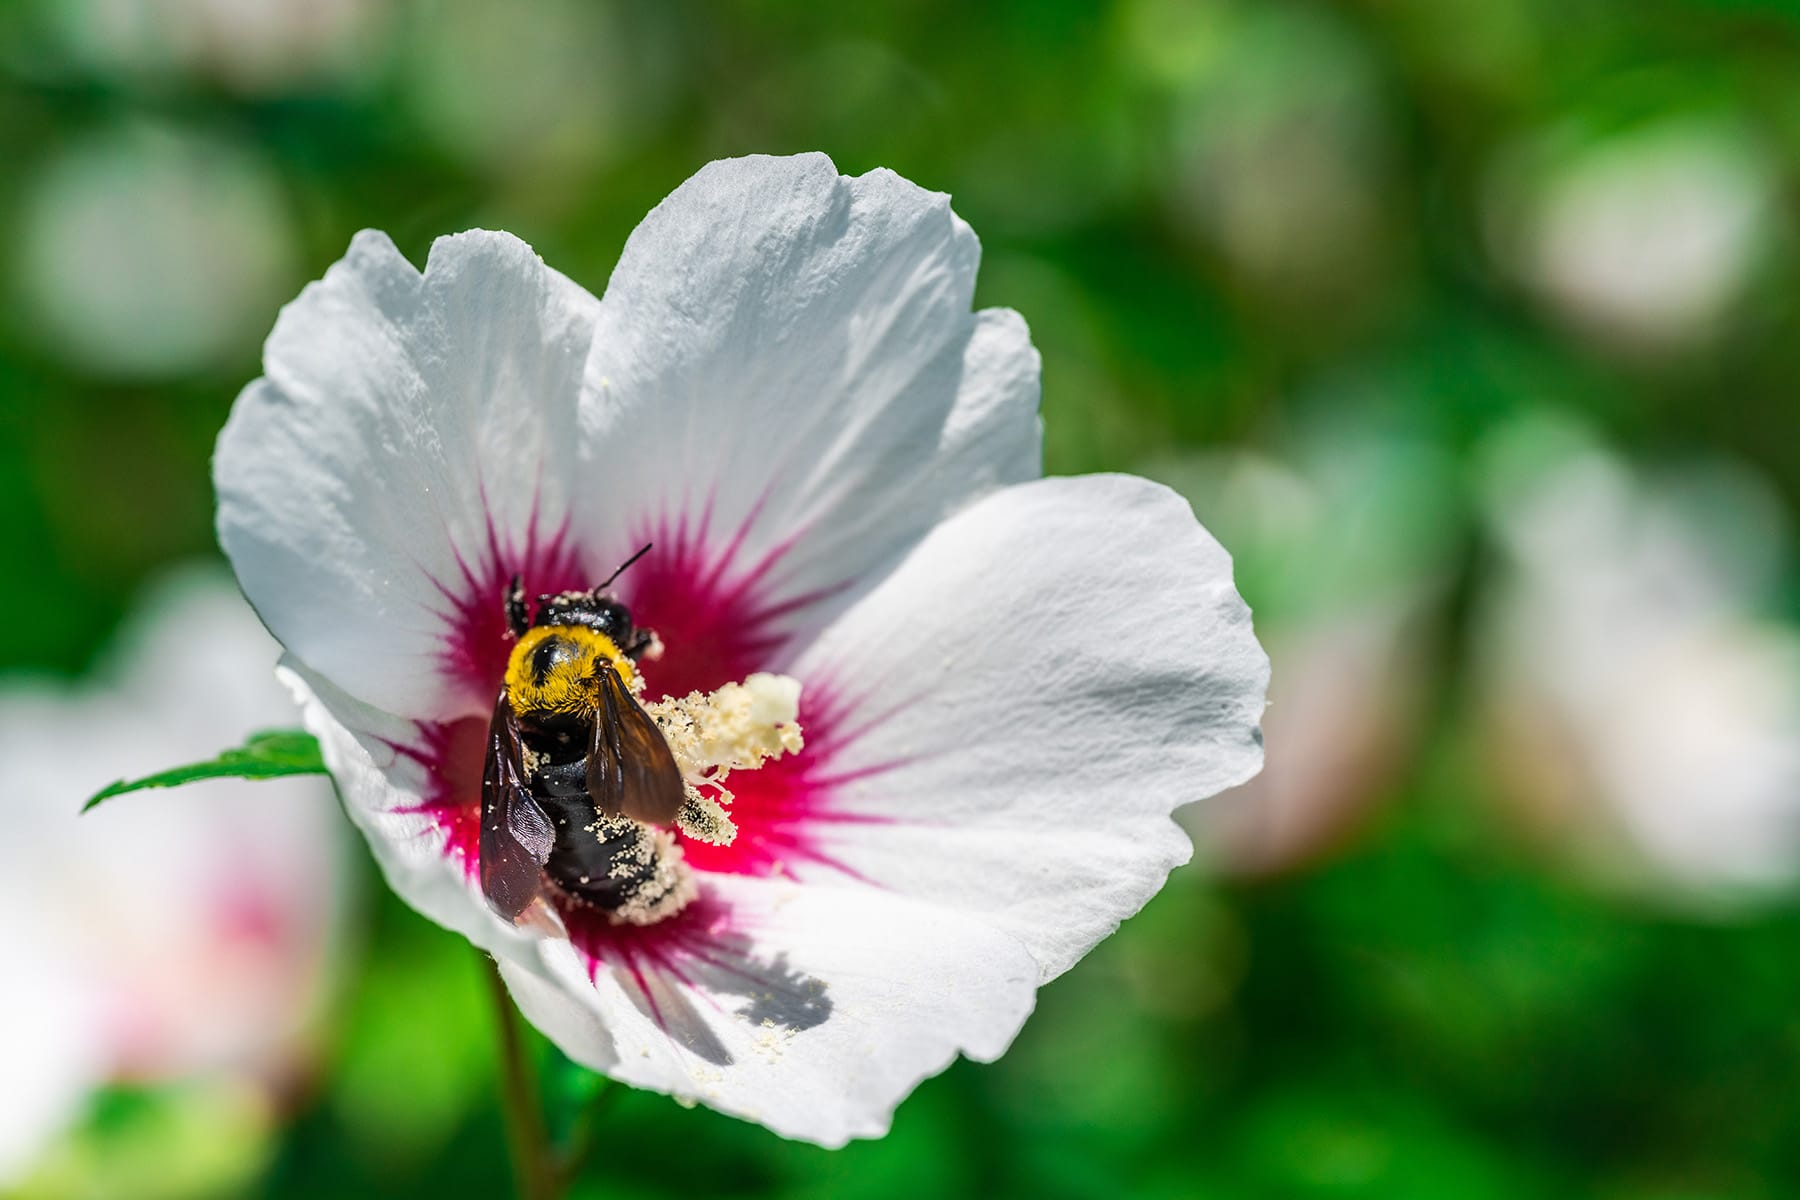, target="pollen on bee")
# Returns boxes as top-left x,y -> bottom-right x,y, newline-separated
555,673 -> 804,928
645,673 -> 804,847
586,814 -> 696,926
